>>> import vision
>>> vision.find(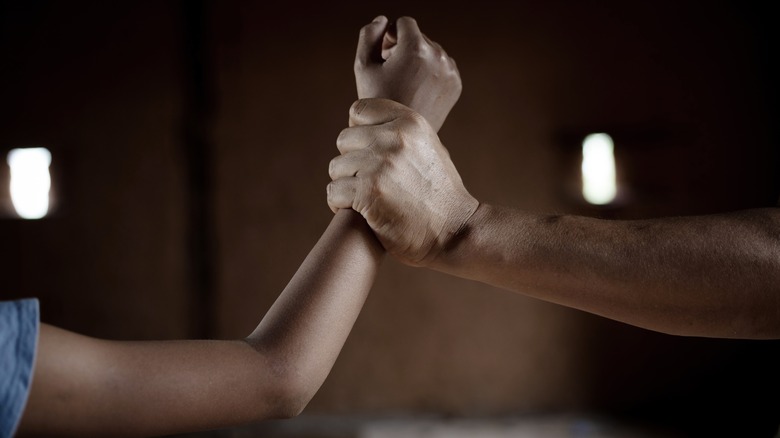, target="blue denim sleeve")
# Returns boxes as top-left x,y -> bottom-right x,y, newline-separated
0,298 -> 40,438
